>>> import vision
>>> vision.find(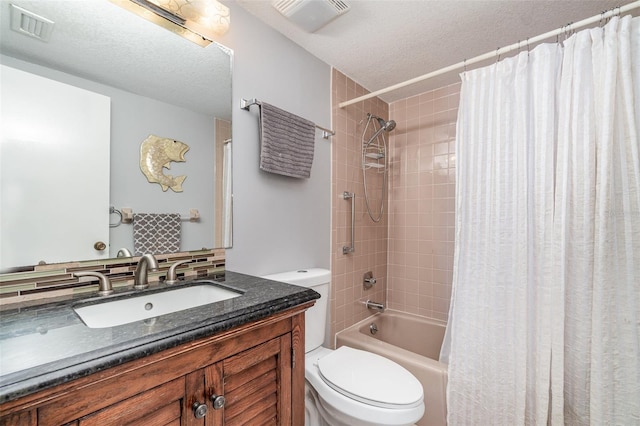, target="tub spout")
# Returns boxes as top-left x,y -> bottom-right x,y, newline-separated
365,300 -> 385,313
